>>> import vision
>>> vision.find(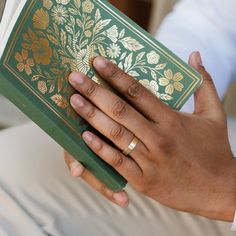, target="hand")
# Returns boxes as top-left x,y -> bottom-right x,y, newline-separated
64,150 -> 129,207
65,52 -> 236,221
